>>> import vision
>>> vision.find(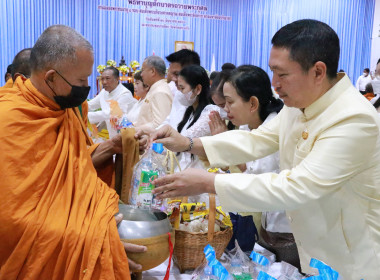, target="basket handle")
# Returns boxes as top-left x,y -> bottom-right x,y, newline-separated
207,194 -> 216,243
181,194 -> 216,242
